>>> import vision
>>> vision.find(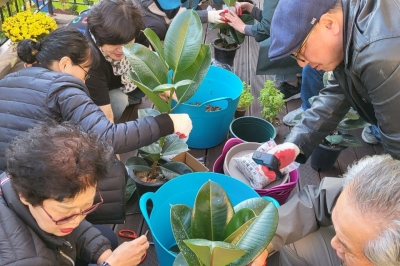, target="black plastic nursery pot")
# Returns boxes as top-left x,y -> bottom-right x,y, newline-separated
211,39 -> 241,67
234,108 -> 246,118
130,173 -> 167,200
310,144 -> 346,172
